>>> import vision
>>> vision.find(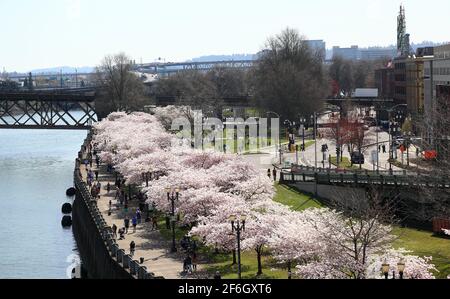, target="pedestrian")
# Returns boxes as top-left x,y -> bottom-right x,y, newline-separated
130,241 -> 136,257
107,183 -> 111,194
95,171 -> 99,181
382,145 -> 386,153
151,216 -> 158,231
124,217 -> 130,234
185,255 -> 192,274
273,168 -> 277,182
267,169 -> 271,179
96,156 -> 100,168
378,145 -> 381,153
112,224 -> 117,239
416,147 -> 420,158
132,216 -> 137,233
124,203 -> 129,215
136,209 -> 142,224
89,157 -> 93,168
84,159 -> 89,168
213,271 -> 221,279
118,228 -> 125,240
